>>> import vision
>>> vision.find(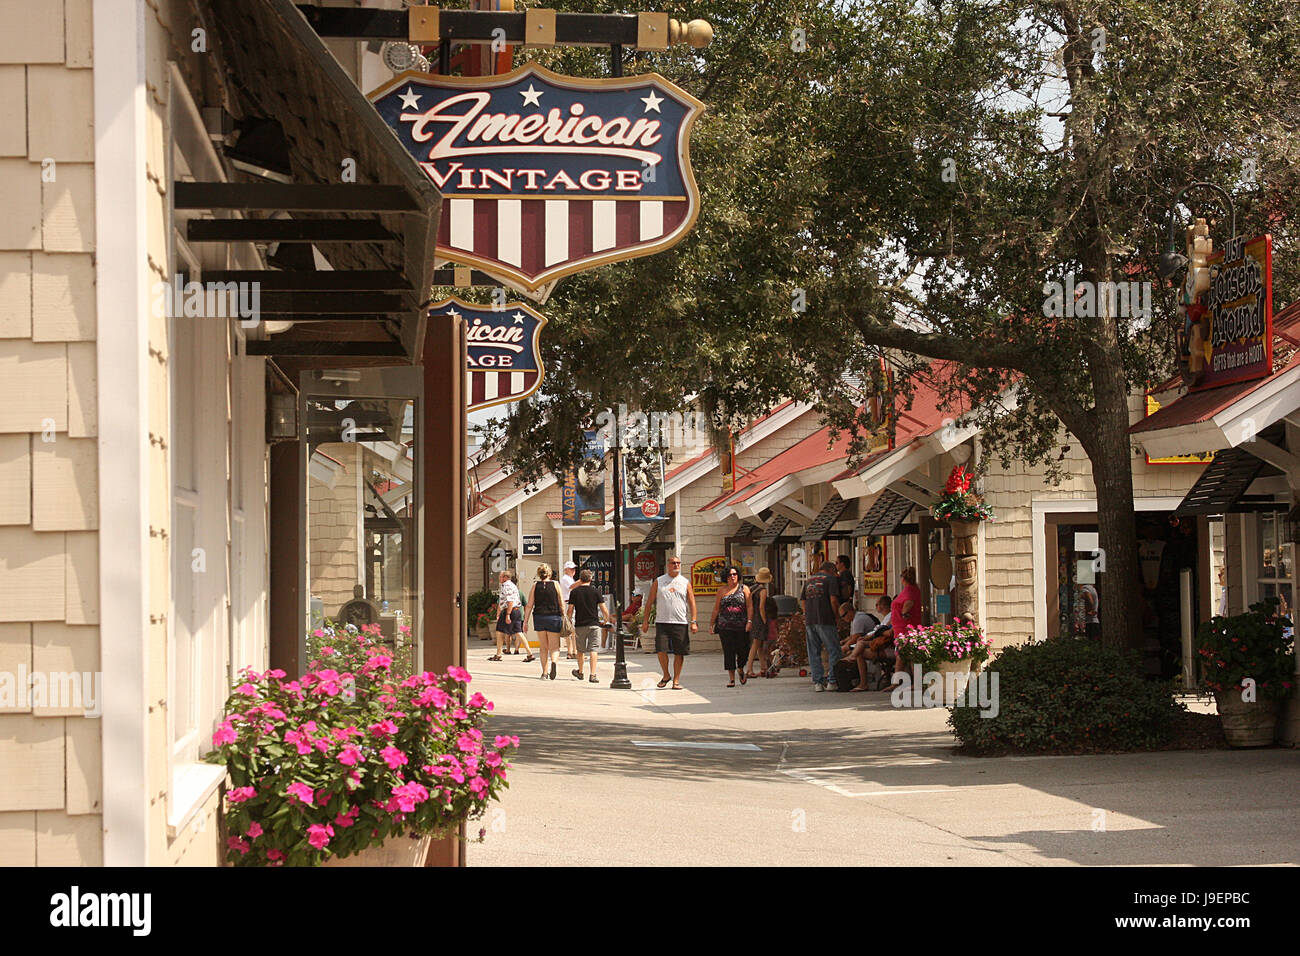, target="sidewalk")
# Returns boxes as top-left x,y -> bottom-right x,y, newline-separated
464,641 -> 1299,866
